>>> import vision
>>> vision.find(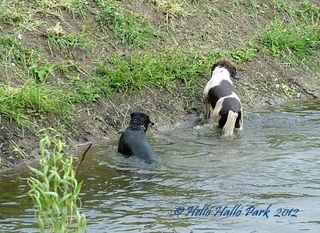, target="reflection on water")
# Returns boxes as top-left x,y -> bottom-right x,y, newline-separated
0,100 -> 320,233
